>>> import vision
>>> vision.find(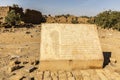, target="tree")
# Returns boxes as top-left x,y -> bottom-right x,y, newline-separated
5,10 -> 21,25
12,4 -> 19,8
71,17 -> 78,24
94,10 -> 120,31
114,22 -> 120,31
